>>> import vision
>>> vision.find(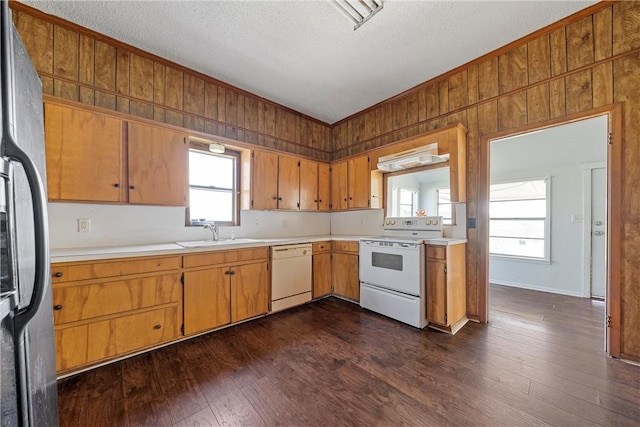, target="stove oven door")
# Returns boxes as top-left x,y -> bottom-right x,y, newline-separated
358,240 -> 424,296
